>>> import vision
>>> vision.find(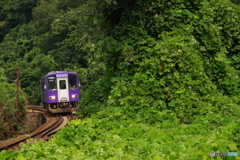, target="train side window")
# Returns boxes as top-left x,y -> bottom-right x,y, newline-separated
41,78 -> 45,91
69,74 -> 77,89
42,84 -> 45,91
59,80 -> 66,89
48,76 -> 56,90
41,80 -> 44,92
